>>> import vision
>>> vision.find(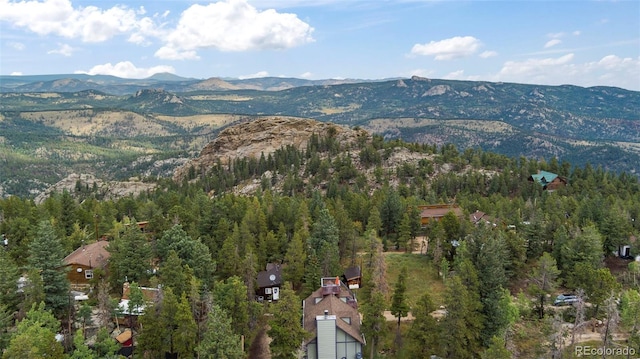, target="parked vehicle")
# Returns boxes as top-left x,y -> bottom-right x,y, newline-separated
554,294 -> 578,306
